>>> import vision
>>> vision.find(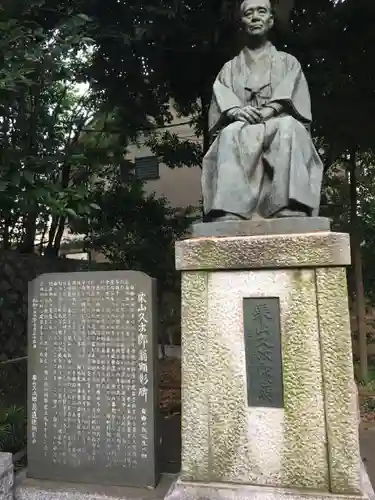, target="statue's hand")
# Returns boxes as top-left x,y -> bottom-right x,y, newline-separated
241,105 -> 262,124
226,107 -> 245,122
258,106 -> 275,122
227,106 -> 262,124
